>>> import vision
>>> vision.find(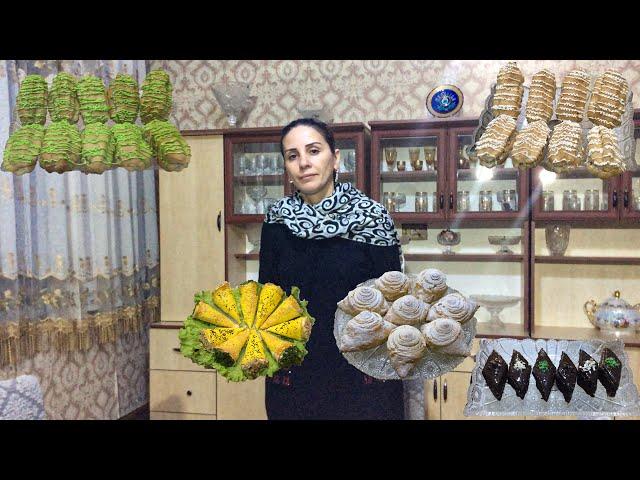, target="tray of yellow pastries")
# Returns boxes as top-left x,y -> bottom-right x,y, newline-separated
179,281 -> 315,382
333,268 -> 478,381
